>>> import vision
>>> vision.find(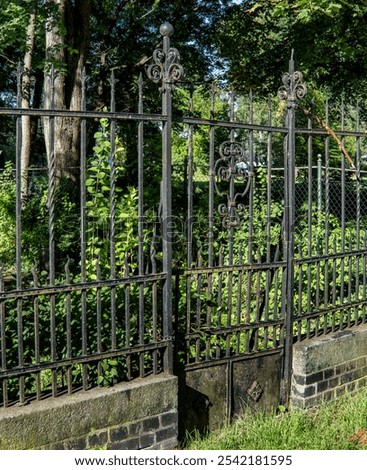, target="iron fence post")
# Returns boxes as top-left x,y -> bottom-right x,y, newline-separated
317,153 -> 322,214
278,51 -> 307,407
147,23 -> 184,373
